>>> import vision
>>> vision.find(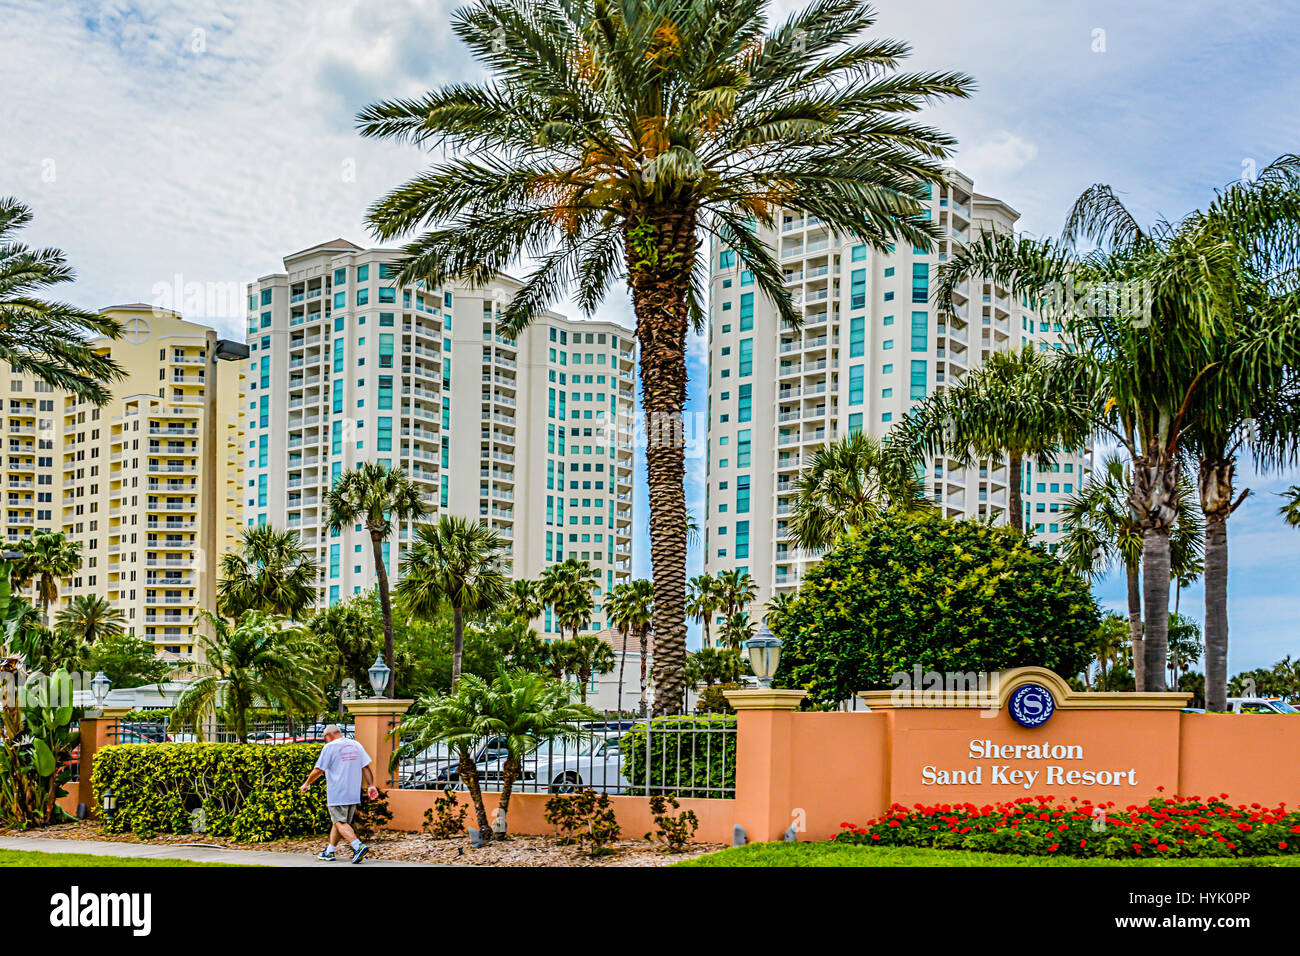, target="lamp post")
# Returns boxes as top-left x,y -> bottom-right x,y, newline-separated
90,671 -> 111,707
744,622 -> 782,689
367,654 -> 391,697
